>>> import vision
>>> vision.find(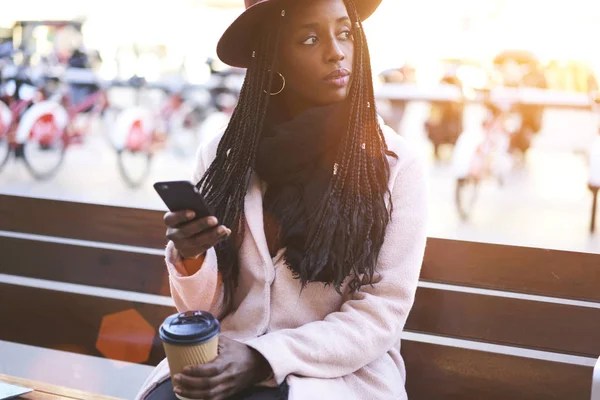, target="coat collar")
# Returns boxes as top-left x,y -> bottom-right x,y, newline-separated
243,171 -> 272,266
